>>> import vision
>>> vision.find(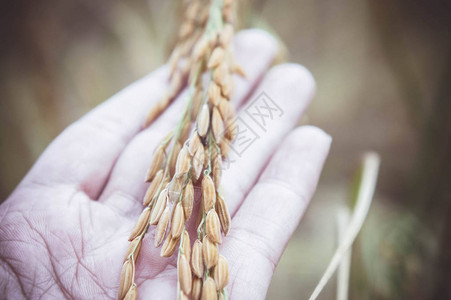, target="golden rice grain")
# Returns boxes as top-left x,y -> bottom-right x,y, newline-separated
191,88 -> 204,121
169,59 -> 182,81
178,254 -> 192,295
193,37 -> 209,61
124,237 -> 142,263
161,176 -> 171,193
208,47 -> 225,69
212,255 -> 229,290
171,202 -> 185,239
191,239 -> 204,277
220,75 -> 232,99
188,132 -> 202,155
196,205 -> 204,231
143,169 -> 163,206
161,233 -> 179,257
202,277 -> 218,300
178,54 -> 192,76
197,104 -> 210,138
175,146 -> 191,177
150,189 -> 168,225
192,277 -> 202,300
206,210 -> 222,243
202,236 -> 219,269
202,175 -> 217,211
168,70 -> 183,100
183,31 -> 201,56
182,229 -> 191,260
186,1 -> 200,20
169,141 -> 182,177
128,207 -> 151,241
182,180 -> 194,219
167,83 -> 181,107
168,47 -> 181,76
145,146 -> 165,182
211,107 -> 224,143
197,6 -> 209,25
213,62 -> 228,86
123,283 -> 137,300
118,259 -> 134,300
191,143 -> 205,181
218,98 -> 231,121
179,22 -> 194,40
143,95 -> 170,128
155,207 -> 170,247
208,82 -> 221,106
222,5 -> 234,23
216,194 -> 231,236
